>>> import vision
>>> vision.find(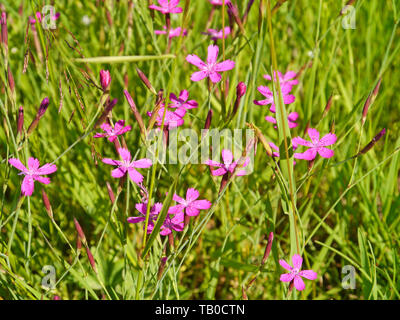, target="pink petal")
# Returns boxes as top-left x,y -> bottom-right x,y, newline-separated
168,204 -> 184,214
100,123 -> 112,132
283,94 -> 295,105
204,159 -> 222,168
102,158 -> 120,166
33,176 -> 51,184
280,273 -> 295,282
307,128 -> 320,143
9,158 -> 27,172
190,70 -> 208,82
294,148 -> 317,160
127,216 -> 145,224
207,44 -> 219,65
209,72 -> 222,83
265,116 -> 277,124
128,168 -> 143,185
292,137 -> 313,147
135,203 -> 146,215
186,54 -> 206,69
319,133 -> 337,146
186,188 -> 199,202
191,199 -> 212,210
292,254 -> 303,269
222,149 -> 233,165
211,167 -> 227,176
172,194 -> 185,204
118,148 -> 131,162
132,158 -> 152,168
279,259 -> 293,272
317,147 -> 334,158
111,167 -> 127,178
21,176 -> 35,196
299,270 -> 318,280
185,206 -> 200,216
37,163 -> 57,175
214,60 -> 235,72
179,90 -> 189,101
293,275 -> 305,291
28,158 -> 40,171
